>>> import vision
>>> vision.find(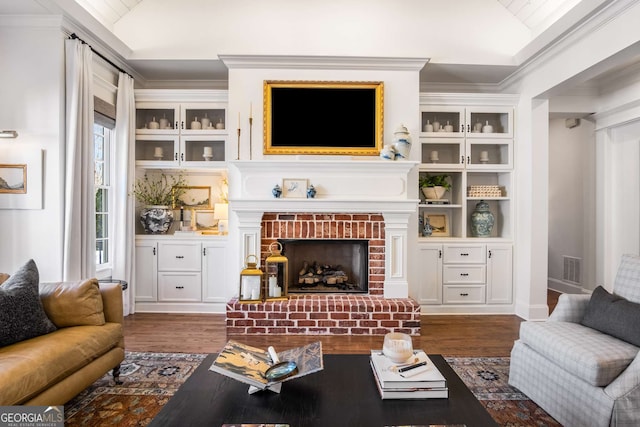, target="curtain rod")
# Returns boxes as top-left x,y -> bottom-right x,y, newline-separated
69,33 -> 133,79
